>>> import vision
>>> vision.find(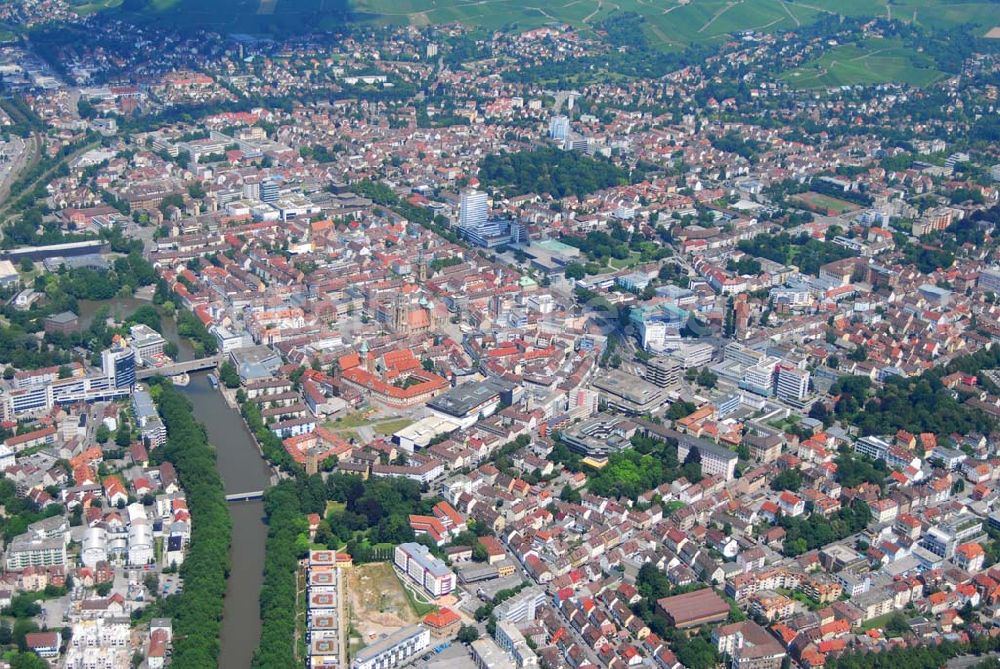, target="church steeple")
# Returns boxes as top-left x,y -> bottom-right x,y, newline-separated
359,339 -> 372,372
394,293 -> 408,333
